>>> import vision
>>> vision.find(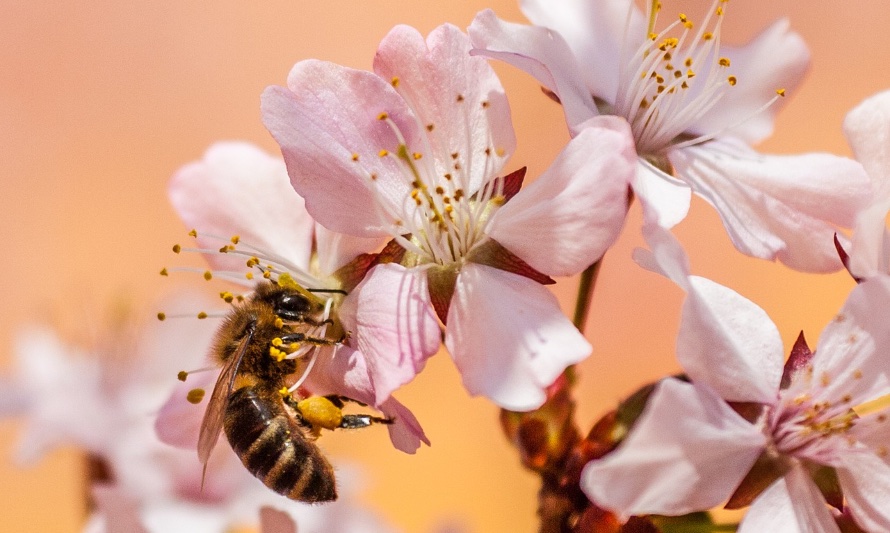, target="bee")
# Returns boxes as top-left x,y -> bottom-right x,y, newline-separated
198,277 -> 392,502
